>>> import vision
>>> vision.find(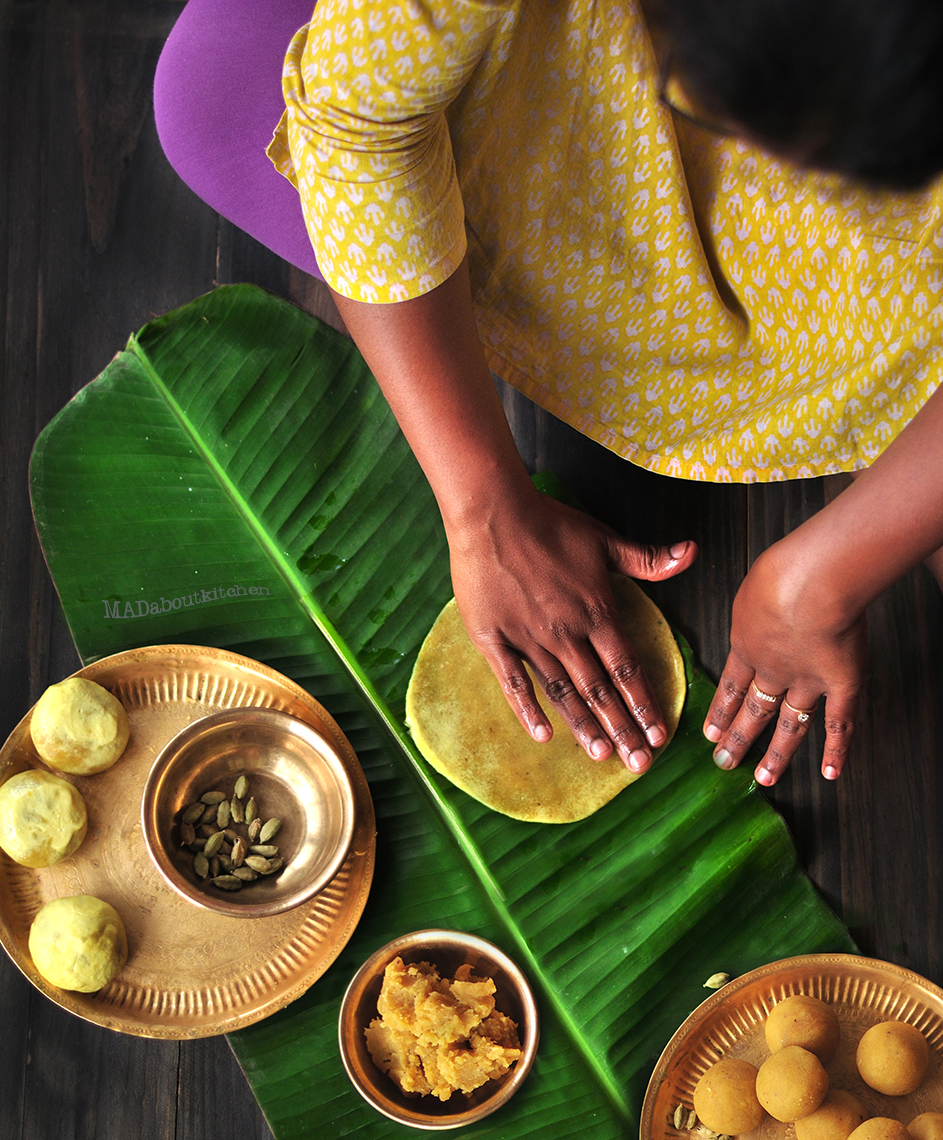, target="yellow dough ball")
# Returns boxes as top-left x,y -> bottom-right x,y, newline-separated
856,1022 -> 929,1097
756,1045 -> 830,1122
909,1115 -> 943,1140
849,1120 -> 912,1140
693,1059 -> 765,1135
795,1090 -> 867,1140
0,769 -> 87,867
766,995 -> 841,1061
29,895 -> 128,992
30,677 -> 130,775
